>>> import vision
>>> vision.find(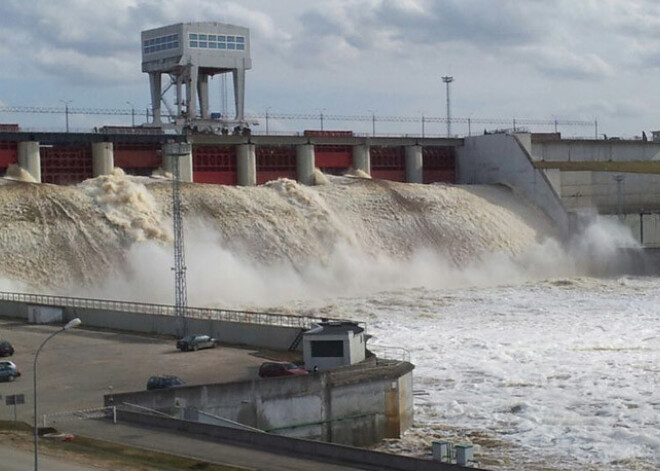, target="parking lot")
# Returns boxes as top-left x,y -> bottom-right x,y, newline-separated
0,318 -> 266,423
